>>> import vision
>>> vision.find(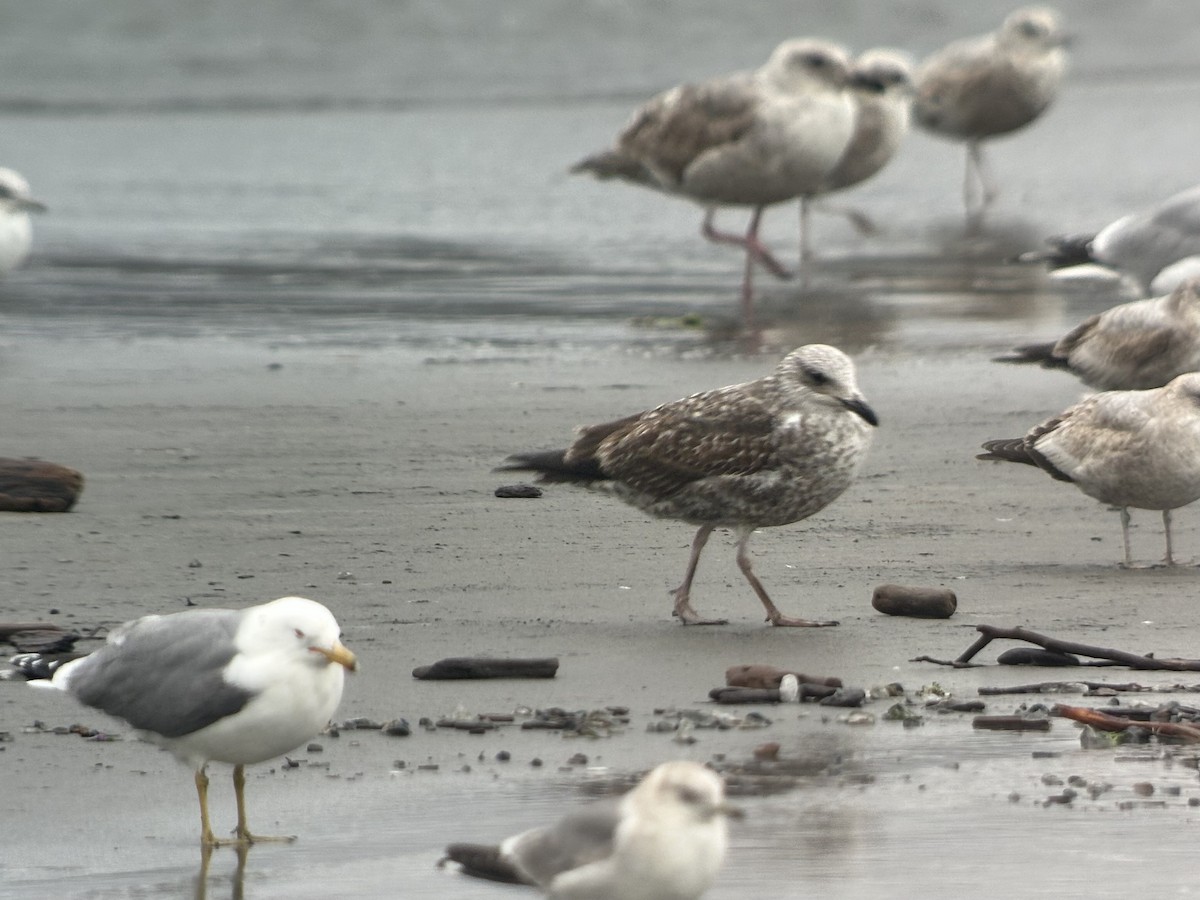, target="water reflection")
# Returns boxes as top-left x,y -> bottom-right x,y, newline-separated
194,844 -> 248,900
